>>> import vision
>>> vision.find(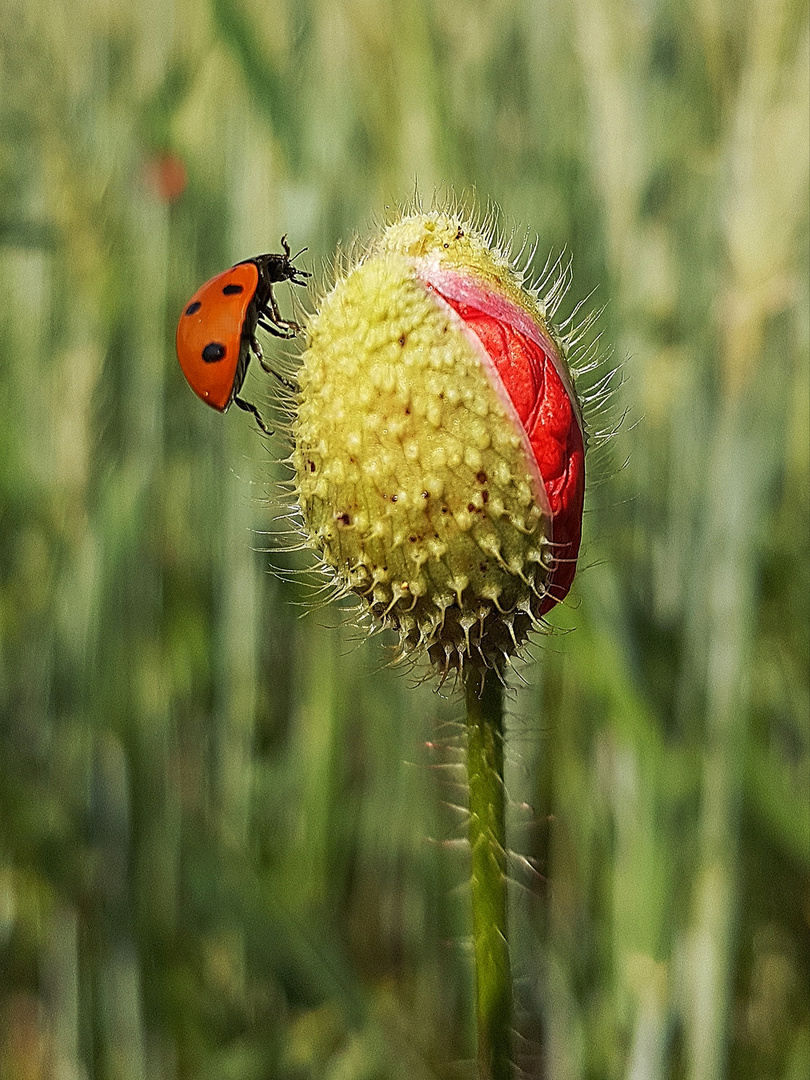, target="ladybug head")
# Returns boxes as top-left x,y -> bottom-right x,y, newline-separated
253,236 -> 310,288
